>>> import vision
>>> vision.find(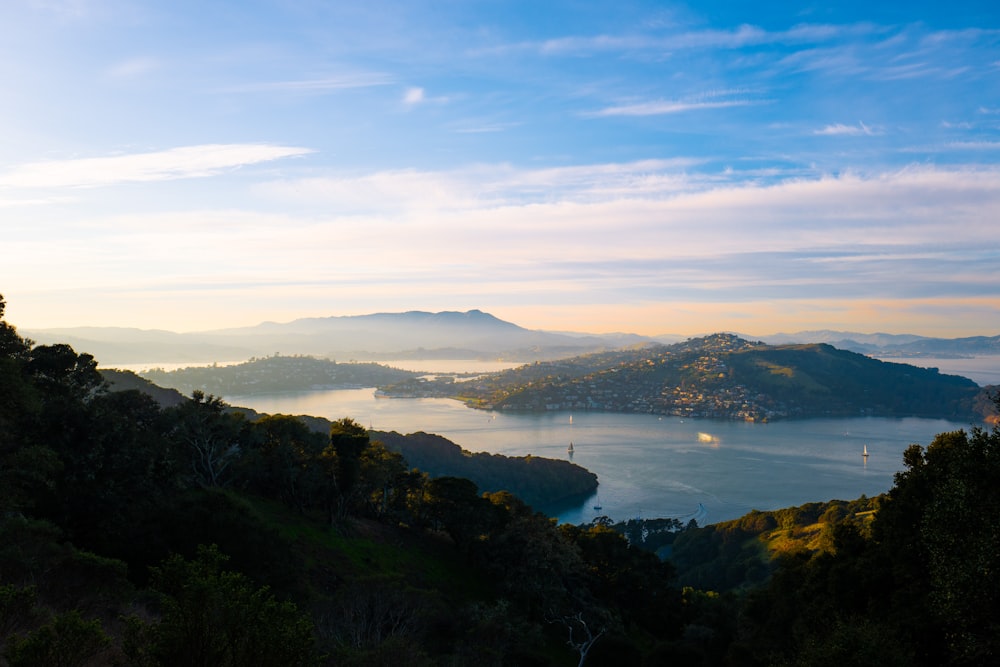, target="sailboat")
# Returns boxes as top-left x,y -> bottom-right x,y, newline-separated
567,442 -> 574,454
863,444 -> 870,459
593,492 -> 602,512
